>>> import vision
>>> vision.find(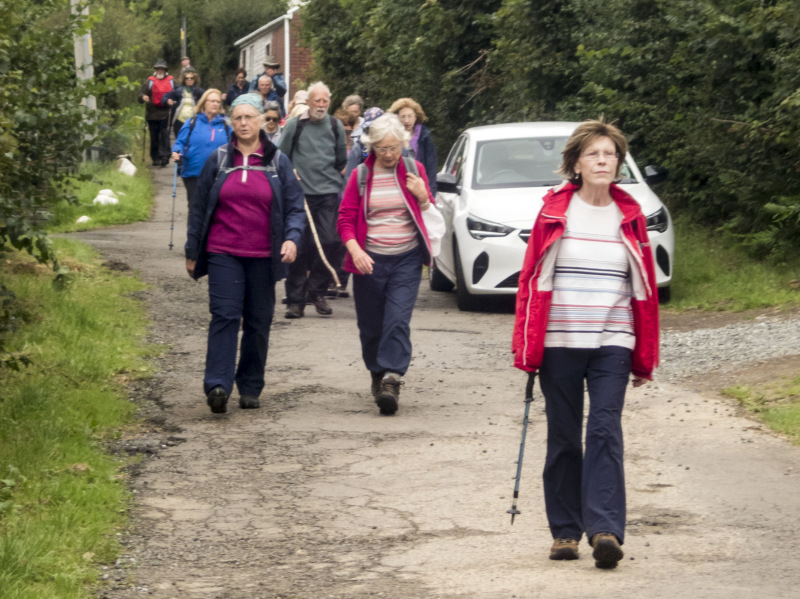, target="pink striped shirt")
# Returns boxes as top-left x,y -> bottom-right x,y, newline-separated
365,164 -> 419,255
